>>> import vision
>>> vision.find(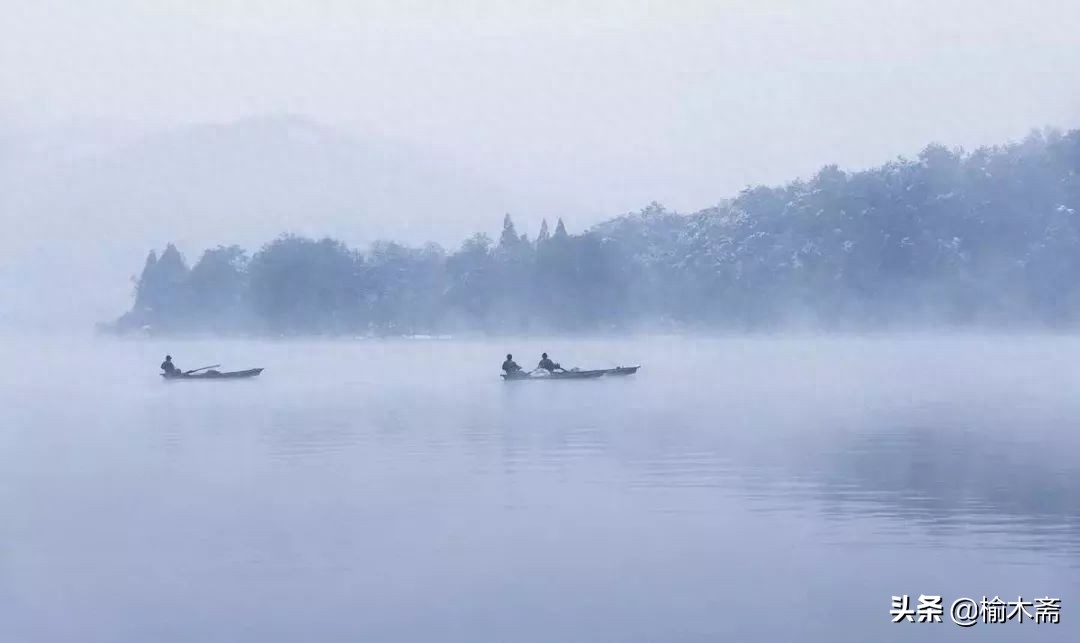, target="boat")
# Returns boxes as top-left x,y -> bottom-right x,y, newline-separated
502,369 -> 604,381
162,368 -> 264,381
501,366 -> 639,381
